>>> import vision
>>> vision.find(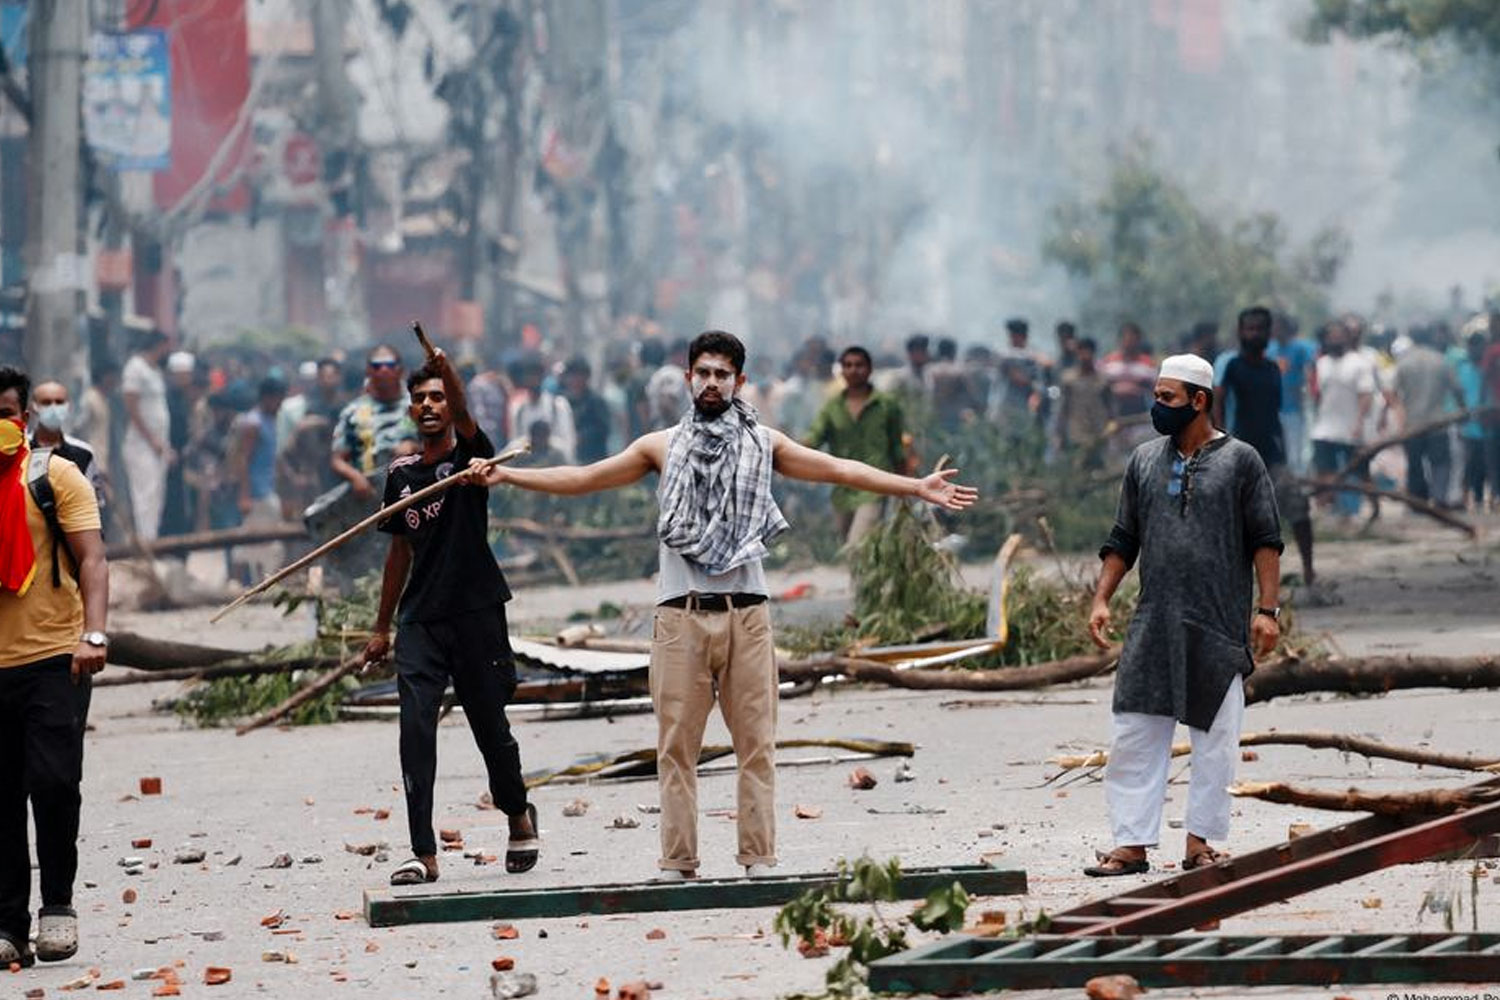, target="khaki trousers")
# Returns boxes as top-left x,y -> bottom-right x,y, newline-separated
649,601 -> 778,871
834,500 -> 886,550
